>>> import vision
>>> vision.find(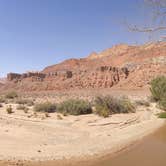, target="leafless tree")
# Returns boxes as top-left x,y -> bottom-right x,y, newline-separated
127,0 -> 166,41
